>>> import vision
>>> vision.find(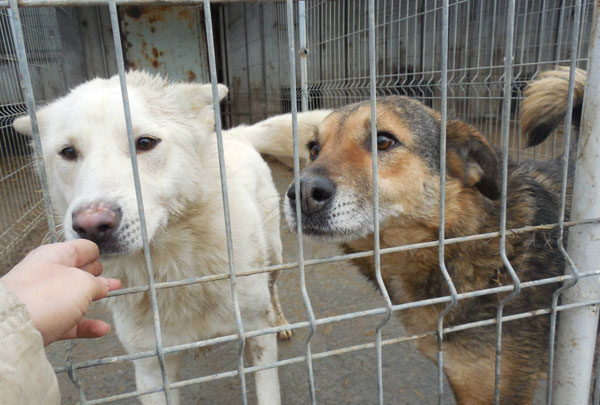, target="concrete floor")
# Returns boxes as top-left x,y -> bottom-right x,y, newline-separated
46,160 -> 545,404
